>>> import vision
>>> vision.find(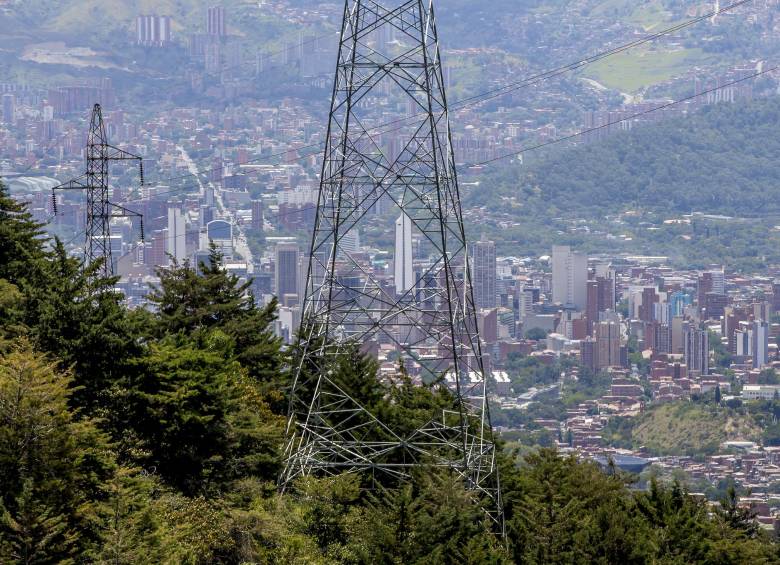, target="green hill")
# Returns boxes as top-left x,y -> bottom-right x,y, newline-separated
469,95 -> 780,269
604,402 -> 761,456
487,95 -> 780,217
